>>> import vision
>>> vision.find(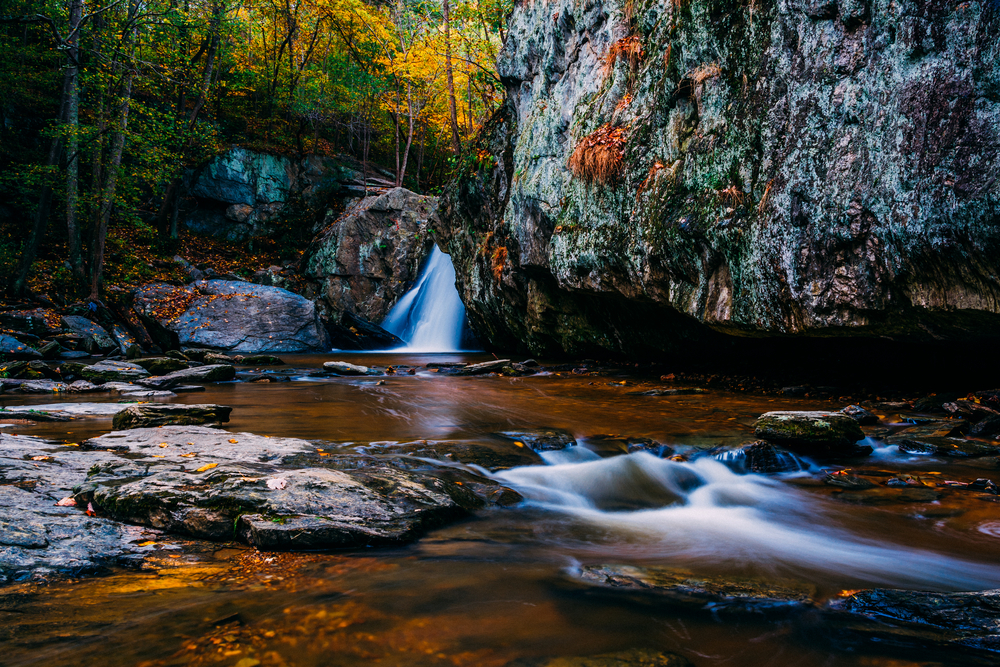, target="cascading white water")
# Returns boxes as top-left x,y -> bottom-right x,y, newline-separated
381,246 -> 468,352
496,452 -> 1000,590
